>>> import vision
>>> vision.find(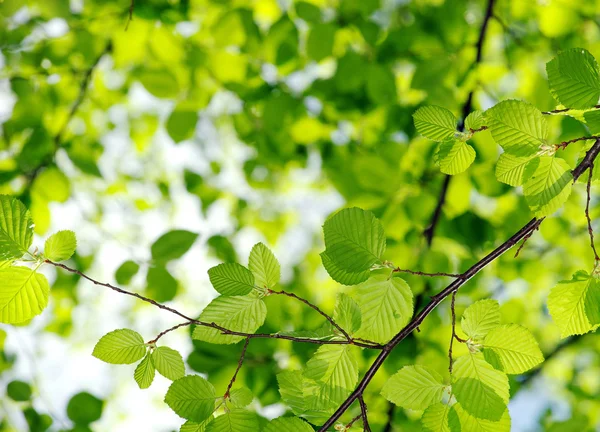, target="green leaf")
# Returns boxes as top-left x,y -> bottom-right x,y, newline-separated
546,48 -> 600,109
452,354 -> 509,421
306,23 -> 336,61
485,100 -> 547,151
151,230 -> 198,263
192,295 -> 267,344
115,260 -> 140,285
381,365 -> 446,410
465,110 -> 486,131
208,263 -> 255,296
44,230 -> 77,262
422,403 -> 452,432
449,403 -> 511,432
495,147 -> 539,187
436,140 -> 476,175
167,106 -> 198,143
0,267 -> 49,324
351,274 -> 413,344
228,388 -> 253,408
320,251 -> 370,286
584,110 -> 600,134
67,392 -> 103,425
92,329 -> 146,364
263,417 -> 314,432
134,352 -> 155,389
523,156 -> 573,217
165,375 -> 216,423
333,293 -> 361,335
248,243 -> 280,289
322,207 -> 386,273
147,266 -> 178,302
413,106 -> 457,142
461,299 -> 500,341
153,346 -> 185,381
303,344 -> 358,410
548,270 -> 600,337
366,64 -> 397,105
205,409 -> 258,432
0,196 -> 34,262
181,419 -> 211,432
483,324 -> 544,374
277,371 -> 305,416
7,380 -> 32,401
